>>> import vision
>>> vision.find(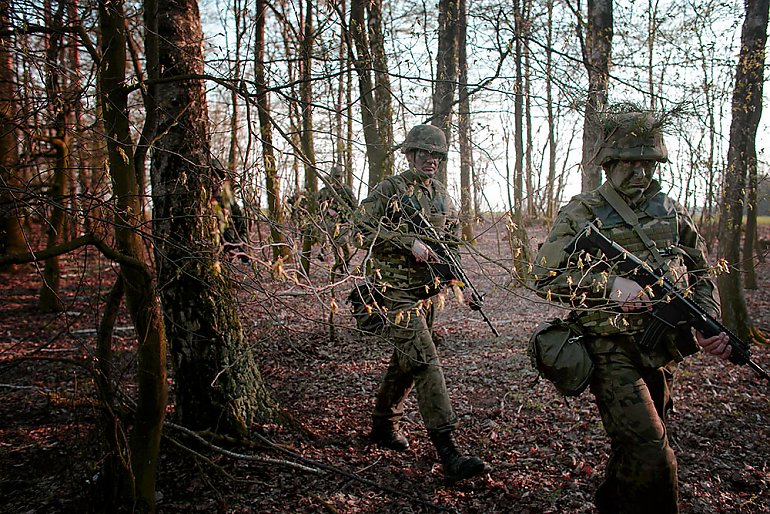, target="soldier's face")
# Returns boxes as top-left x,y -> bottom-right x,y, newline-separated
408,149 -> 444,179
607,160 -> 657,201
